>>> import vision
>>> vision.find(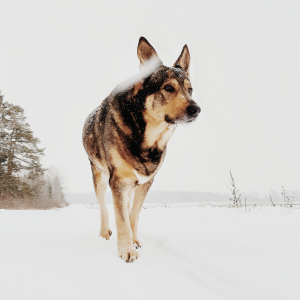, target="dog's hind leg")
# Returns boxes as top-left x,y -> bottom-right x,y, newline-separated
130,179 -> 153,248
91,162 -> 111,240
